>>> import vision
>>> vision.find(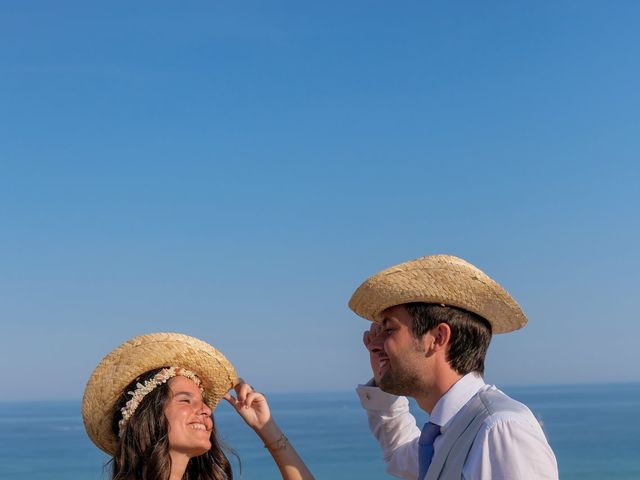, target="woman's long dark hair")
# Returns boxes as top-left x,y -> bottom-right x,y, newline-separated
110,368 -> 234,480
